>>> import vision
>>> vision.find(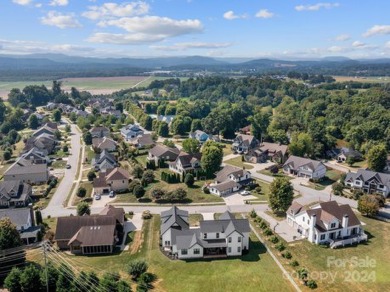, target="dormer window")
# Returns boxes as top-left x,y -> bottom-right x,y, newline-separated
204,233 -> 207,239
331,223 -> 336,228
